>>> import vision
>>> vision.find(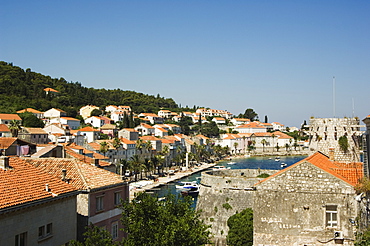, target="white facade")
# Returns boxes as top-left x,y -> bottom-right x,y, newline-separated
60,117 -> 80,130
44,108 -> 67,119
85,116 -> 105,128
